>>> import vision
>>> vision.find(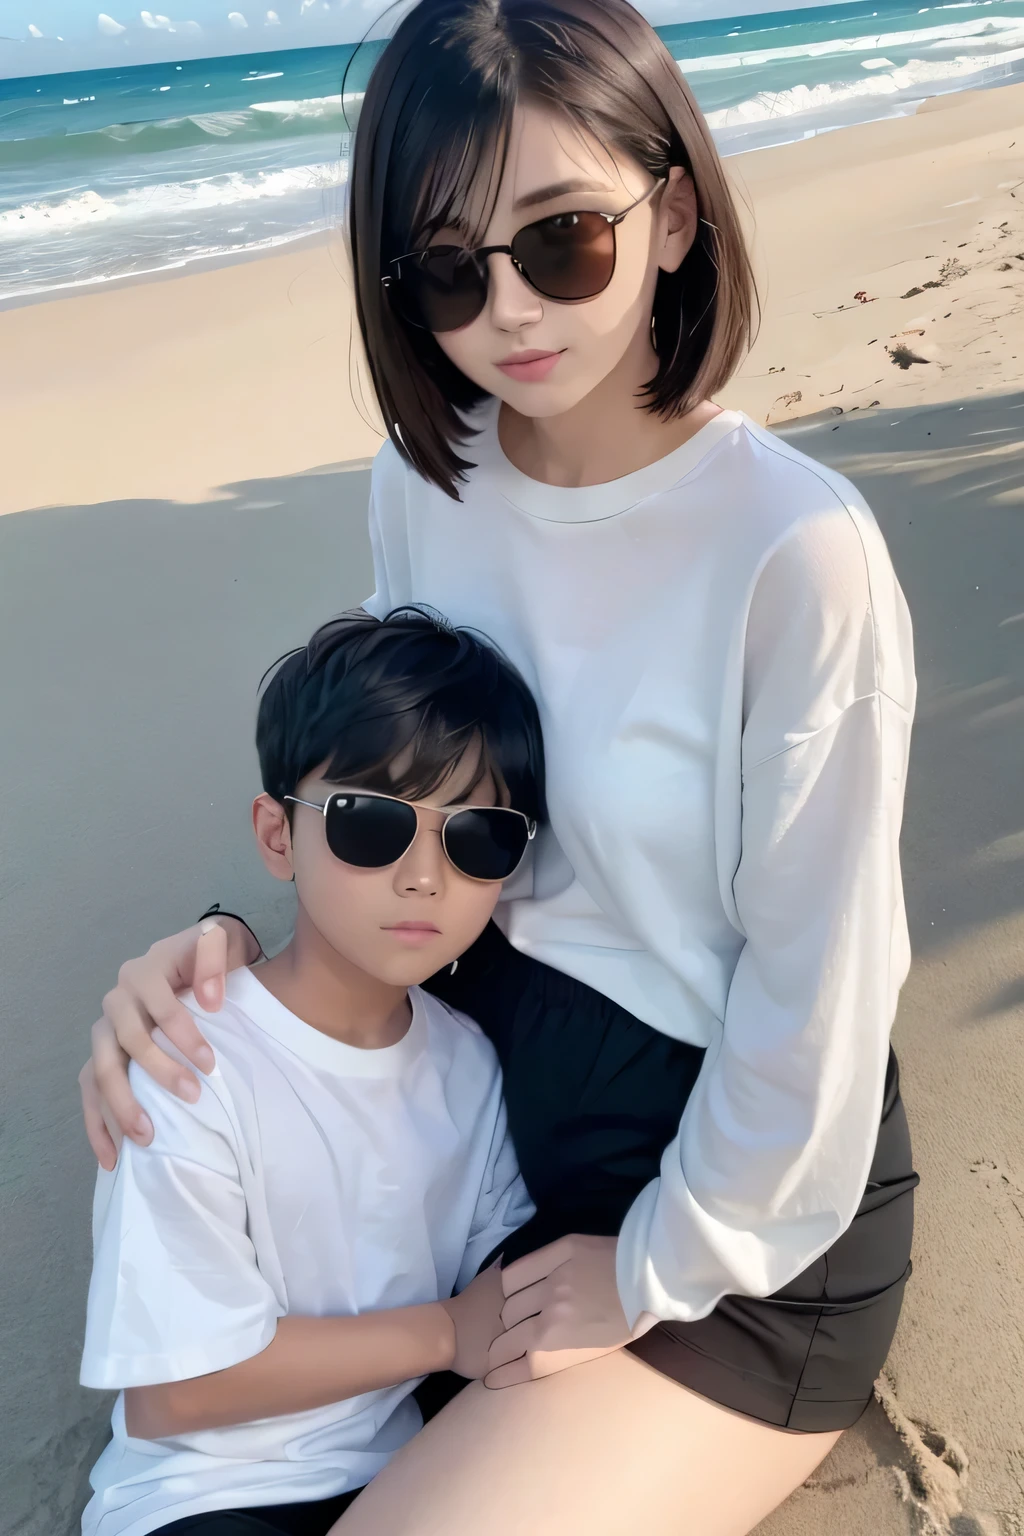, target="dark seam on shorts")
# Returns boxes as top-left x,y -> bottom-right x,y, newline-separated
782,1245 -> 829,1431
785,1304 -> 826,1431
